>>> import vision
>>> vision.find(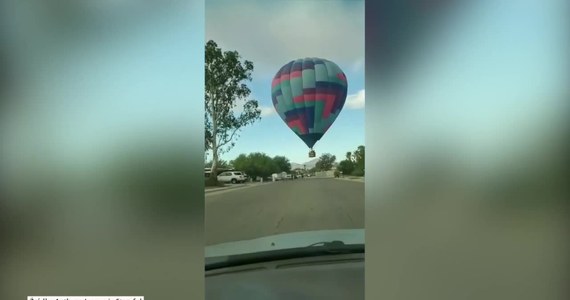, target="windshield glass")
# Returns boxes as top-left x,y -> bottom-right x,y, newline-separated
205,0 -> 365,260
